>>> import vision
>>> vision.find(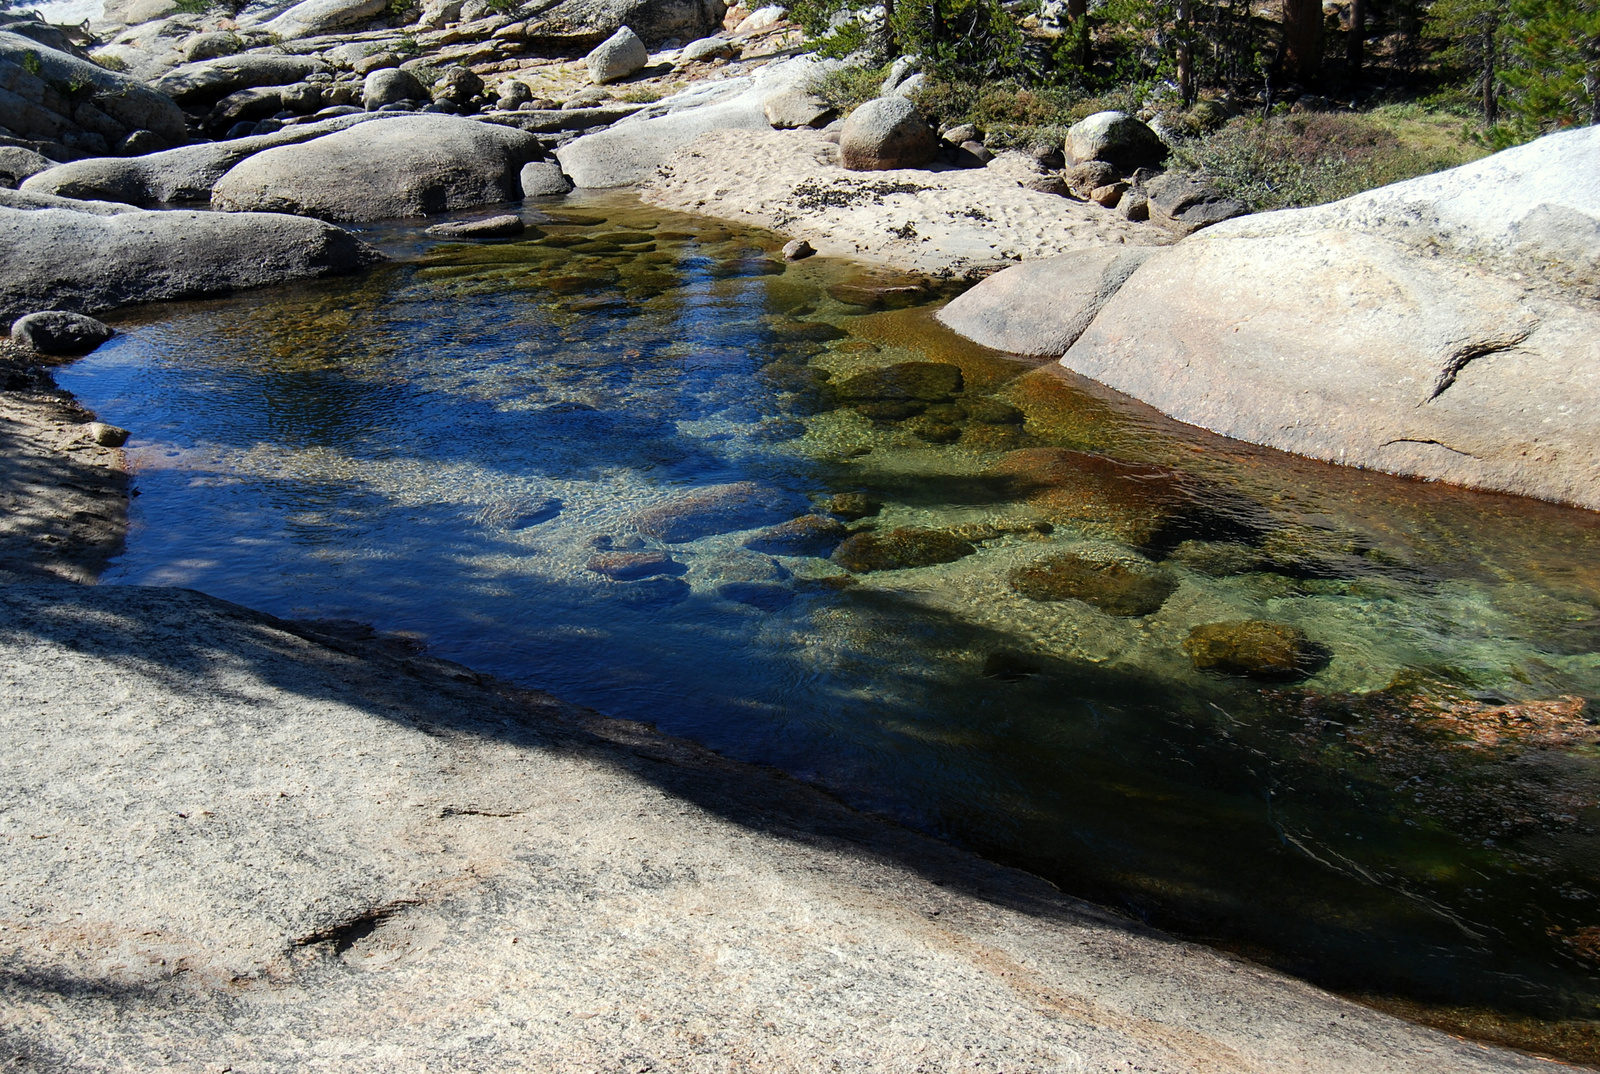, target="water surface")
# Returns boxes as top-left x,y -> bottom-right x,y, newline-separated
60,191 -> 1600,1060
